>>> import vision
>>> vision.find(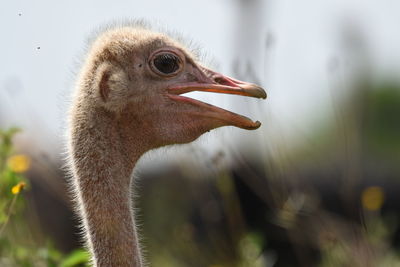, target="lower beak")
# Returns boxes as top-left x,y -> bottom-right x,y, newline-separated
167,67 -> 267,130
